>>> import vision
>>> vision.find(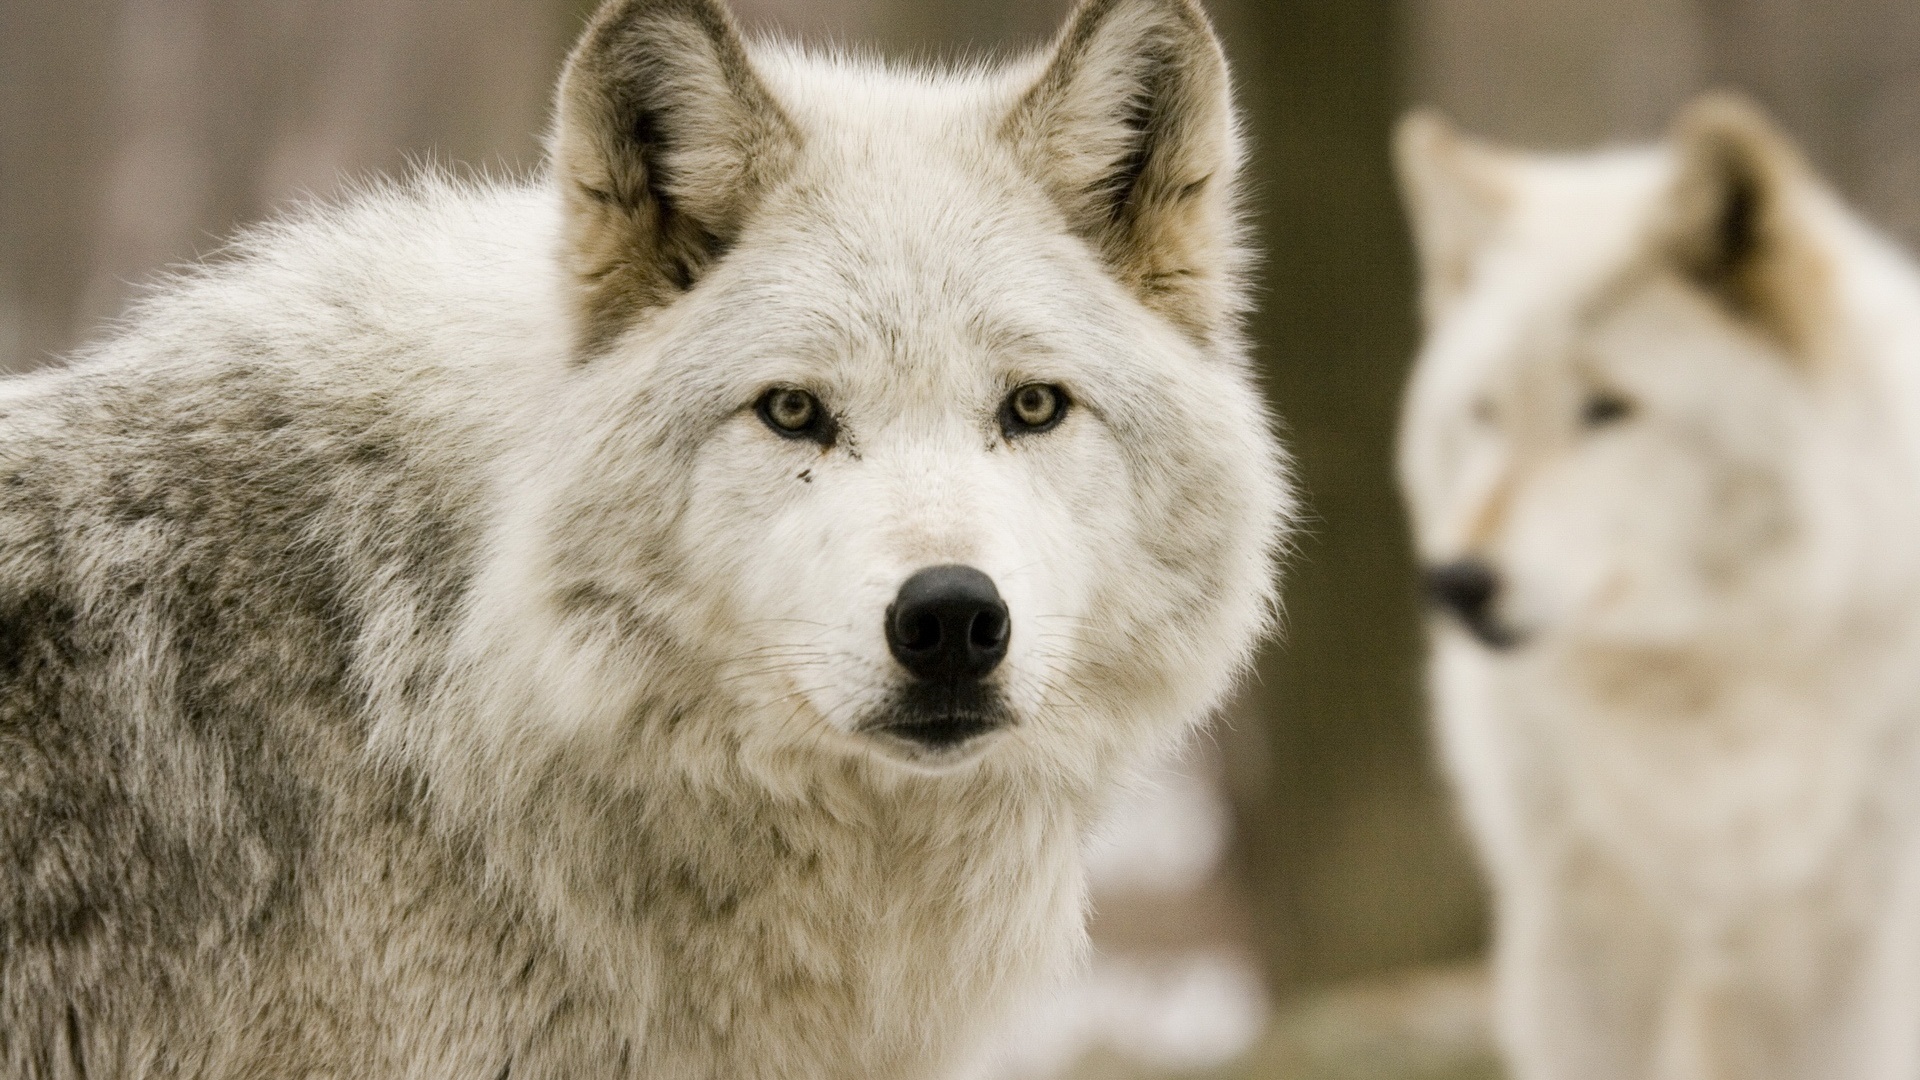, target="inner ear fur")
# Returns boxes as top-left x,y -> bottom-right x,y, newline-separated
552,0 -> 799,354
1663,92 -> 1829,357
1004,0 -> 1244,346
1393,111 -> 1514,326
